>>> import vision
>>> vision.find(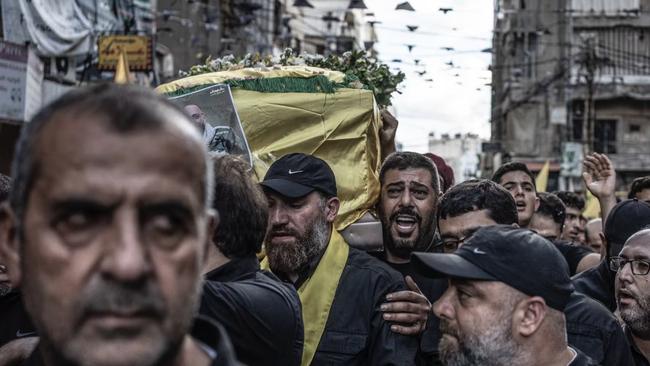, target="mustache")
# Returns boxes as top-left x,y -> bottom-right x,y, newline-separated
267,224 -> 298,237
439,319 -> 459,337
80,279 -> 166,320
389,207 -> 422,223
